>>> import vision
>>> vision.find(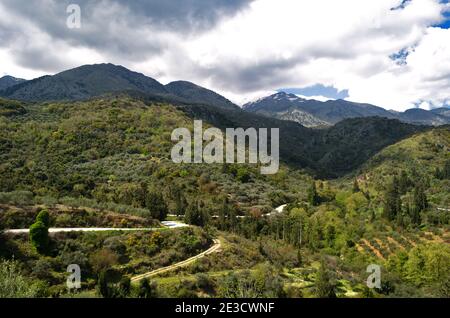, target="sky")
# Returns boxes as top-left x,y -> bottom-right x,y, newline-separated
0,0 -> 449,111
